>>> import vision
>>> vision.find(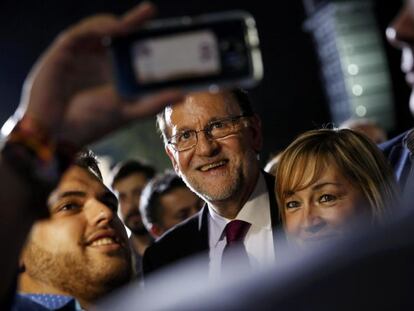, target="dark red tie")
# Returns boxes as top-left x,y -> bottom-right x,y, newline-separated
222,220 -> 251,272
